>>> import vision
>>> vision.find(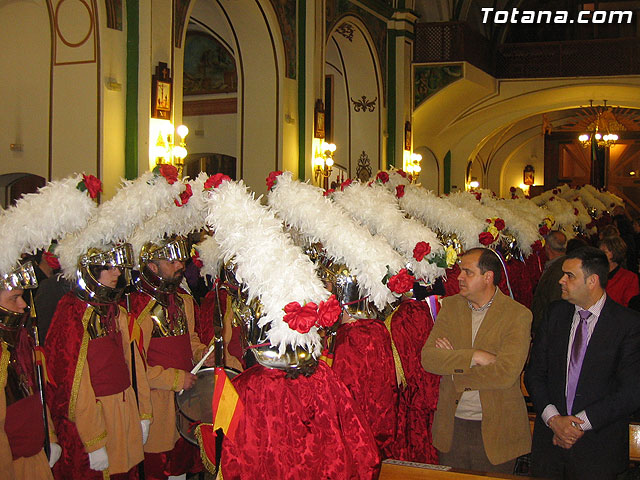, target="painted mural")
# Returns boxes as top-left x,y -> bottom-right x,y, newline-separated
414,64 -> 463,108
183,31 -> 237,96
